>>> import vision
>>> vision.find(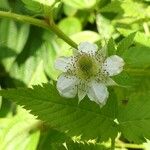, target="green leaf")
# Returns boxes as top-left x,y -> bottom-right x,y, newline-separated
118,29 -> 150,47
8,27 -> 49,86
38,128 -> 69,150
63,4 -> 77,16
21,0 -> 59,14
71,31 -> 100,44
0,19 -> 29,71
122,46 -> 150,69
62,0 -> 96,9
0,46 -> 17,60
114,43 -> 150,89
0,19 -> 29,54
107,38 -> 116,56
96,14 -> 114,39
100,0 -> 122,13
41,32 -> 60,80
118,92 -> 150,143
33,0 -> 56,7
0,107 -> 40,150
58,17 -> 82,35
117,32 -> 136,56
21,0 -> 43,13
9,58 -> 48,86
0,84 -> 118,141
112,71 -> 138,87
66,141 -> 108,150
101,0 -> 149,18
